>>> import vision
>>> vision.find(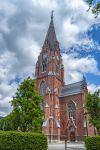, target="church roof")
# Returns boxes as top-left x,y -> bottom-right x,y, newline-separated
59,80 -> 85,97
44,11 -> 58,51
